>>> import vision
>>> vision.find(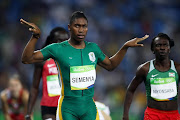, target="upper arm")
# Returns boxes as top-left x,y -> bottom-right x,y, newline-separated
0,91 -> 8,113
98,56 -> 111,70
127,63 -> 148,92
23,50 -> 44,64
25,44 -> 57,64
32,50 -> 44,63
